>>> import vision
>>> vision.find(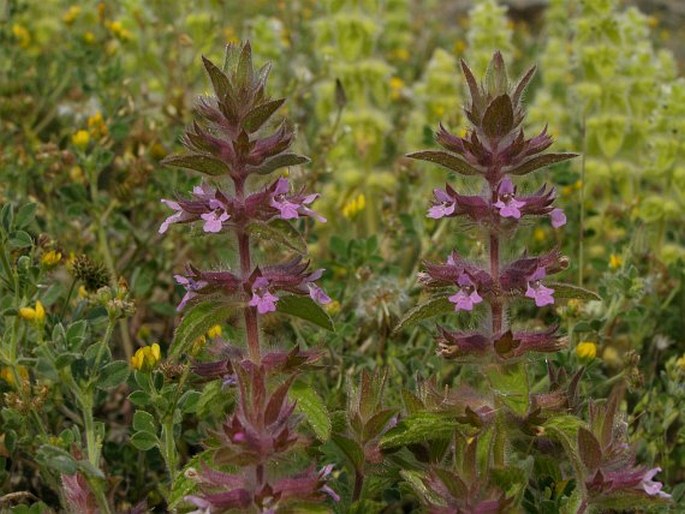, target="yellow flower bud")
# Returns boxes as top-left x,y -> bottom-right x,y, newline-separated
207,325 -> 222,339
34,301 -> 45,323
83,31 -> 96,45
19,301 -> 45,324
131,344 -> 162,372
609,254 -> 622,270
576,341 -> 597,360
71,130 -> 90,150
12,24 -> 31,49
41,250 -> 62,267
